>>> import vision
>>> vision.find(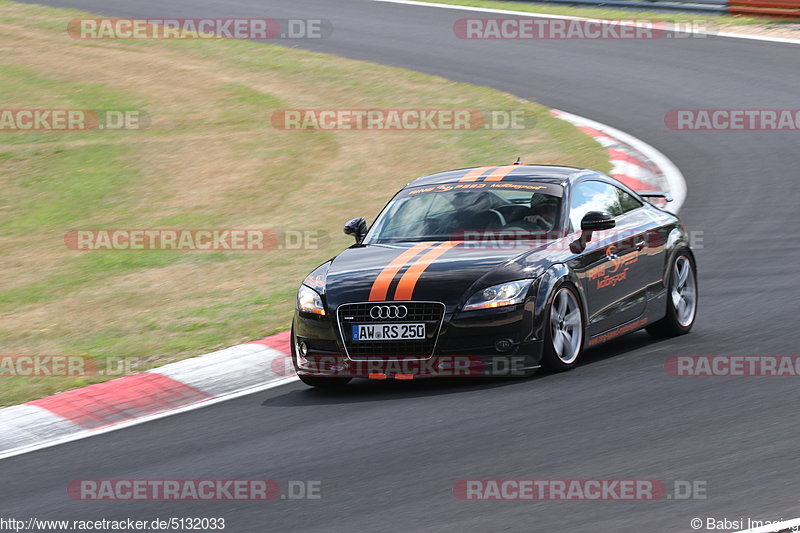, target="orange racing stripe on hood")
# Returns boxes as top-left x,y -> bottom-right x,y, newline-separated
368,242 -> 436,302
393,241 -> 463,301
